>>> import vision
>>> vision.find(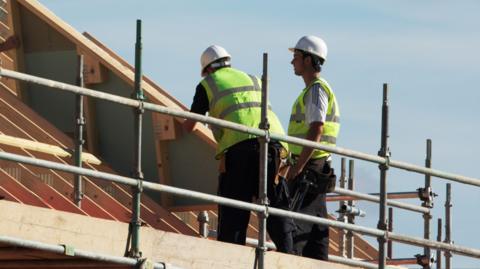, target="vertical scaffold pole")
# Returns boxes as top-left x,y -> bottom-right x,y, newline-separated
256,52 -> 270,269
128,19 -> 145,258
387,207 -> 393,259
444,183 -> 452,269
74,54 -> 85,208
436,218 -> 442,269
197,211 -> 209,238
377,83 -> 390,269
423,139 -> 433,269
338,157 -> 347,257
347,159 -> 355,259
